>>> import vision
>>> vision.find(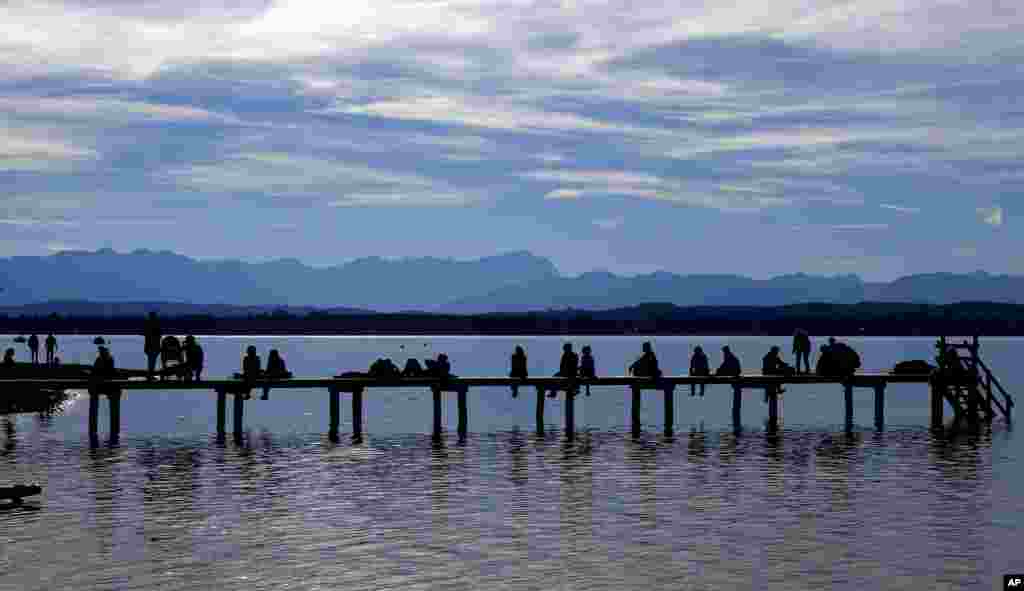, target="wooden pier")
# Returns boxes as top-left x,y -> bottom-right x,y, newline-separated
0,337 -> 1012,444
